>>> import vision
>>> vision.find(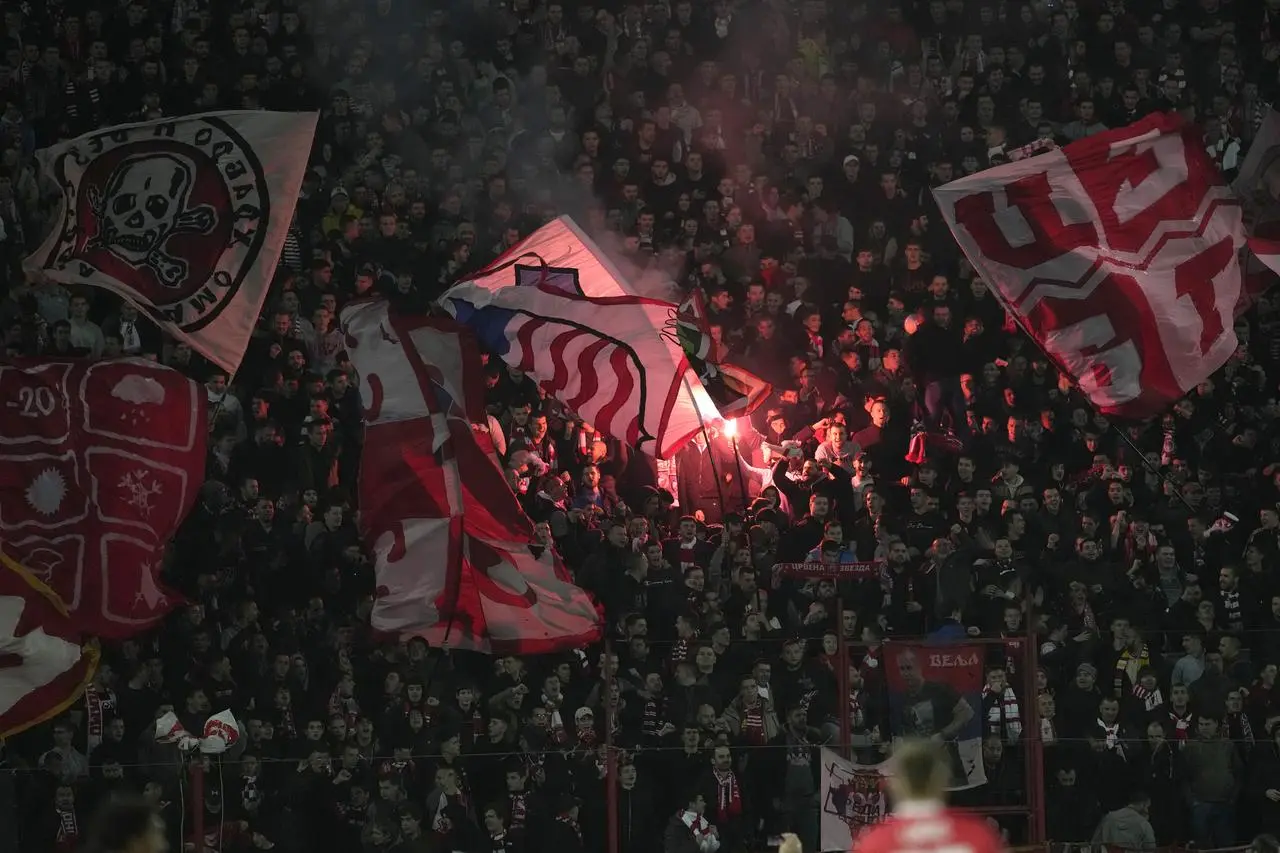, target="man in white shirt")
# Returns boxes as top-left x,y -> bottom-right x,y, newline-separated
67,294 -> 105,358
